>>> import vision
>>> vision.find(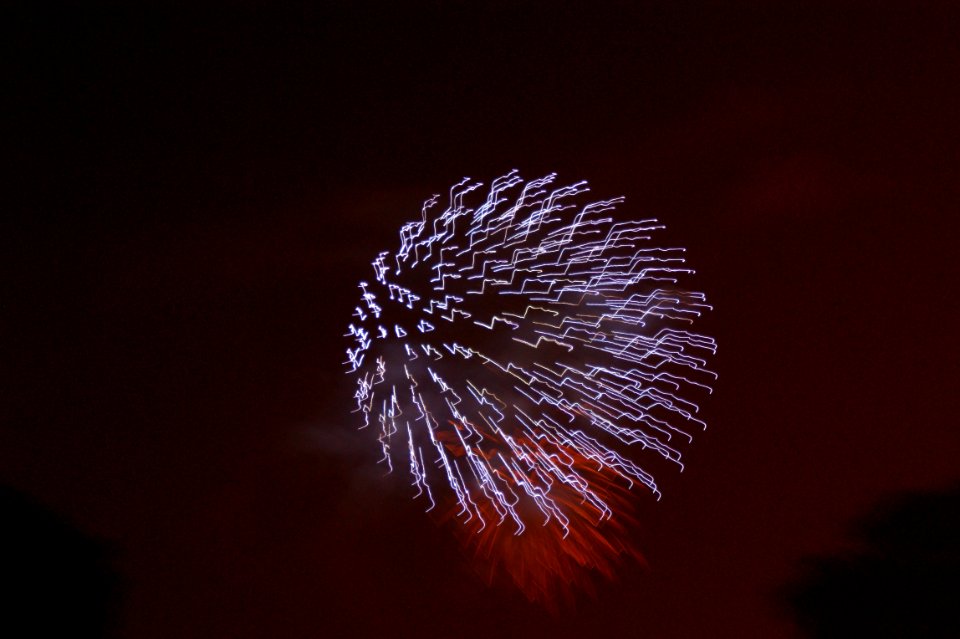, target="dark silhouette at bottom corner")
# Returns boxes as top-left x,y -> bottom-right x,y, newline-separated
0,485 -> 120,638
782,483 -> 960,638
